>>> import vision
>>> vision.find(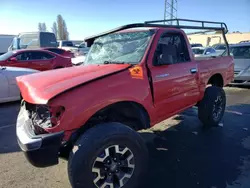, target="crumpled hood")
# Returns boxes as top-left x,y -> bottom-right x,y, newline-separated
16,64 -> 131,104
